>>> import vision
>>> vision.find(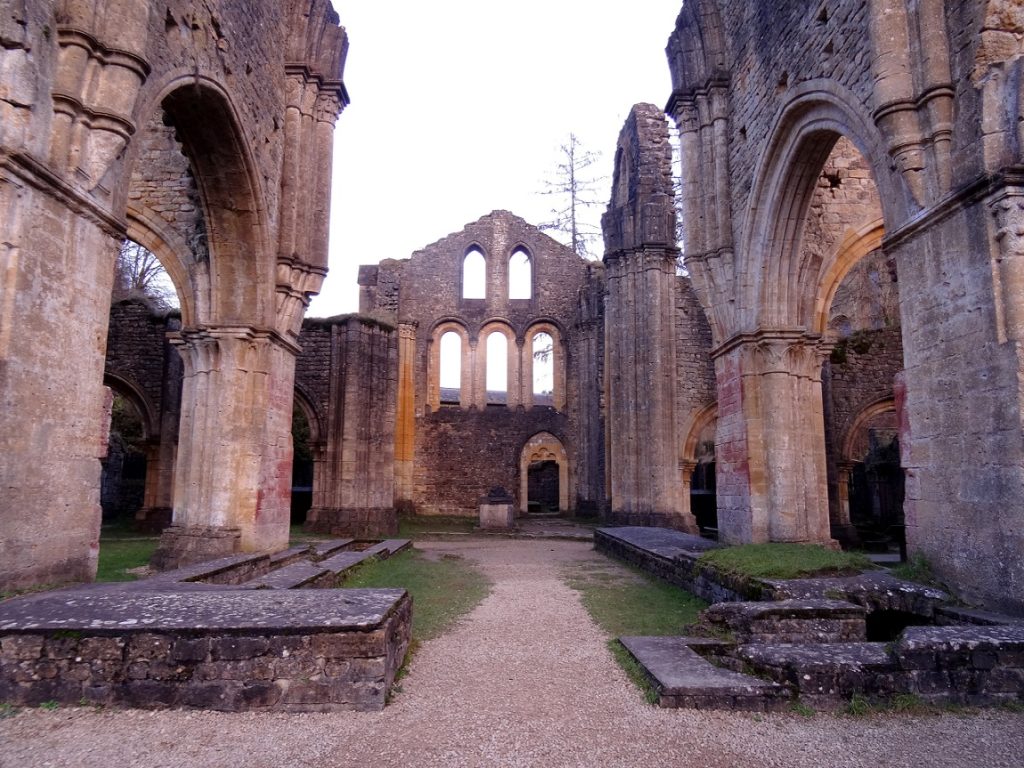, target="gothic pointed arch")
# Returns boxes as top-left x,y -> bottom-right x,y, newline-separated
519,432 -> 570,514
